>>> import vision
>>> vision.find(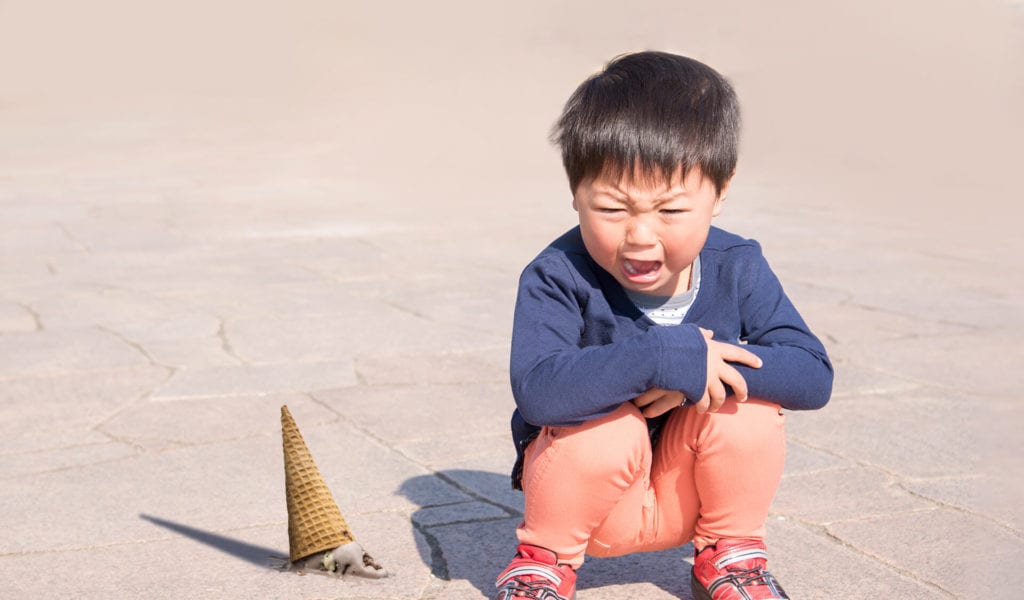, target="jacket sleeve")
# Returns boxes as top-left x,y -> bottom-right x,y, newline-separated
510,256 -> 708,427
732,244 -> 833,410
